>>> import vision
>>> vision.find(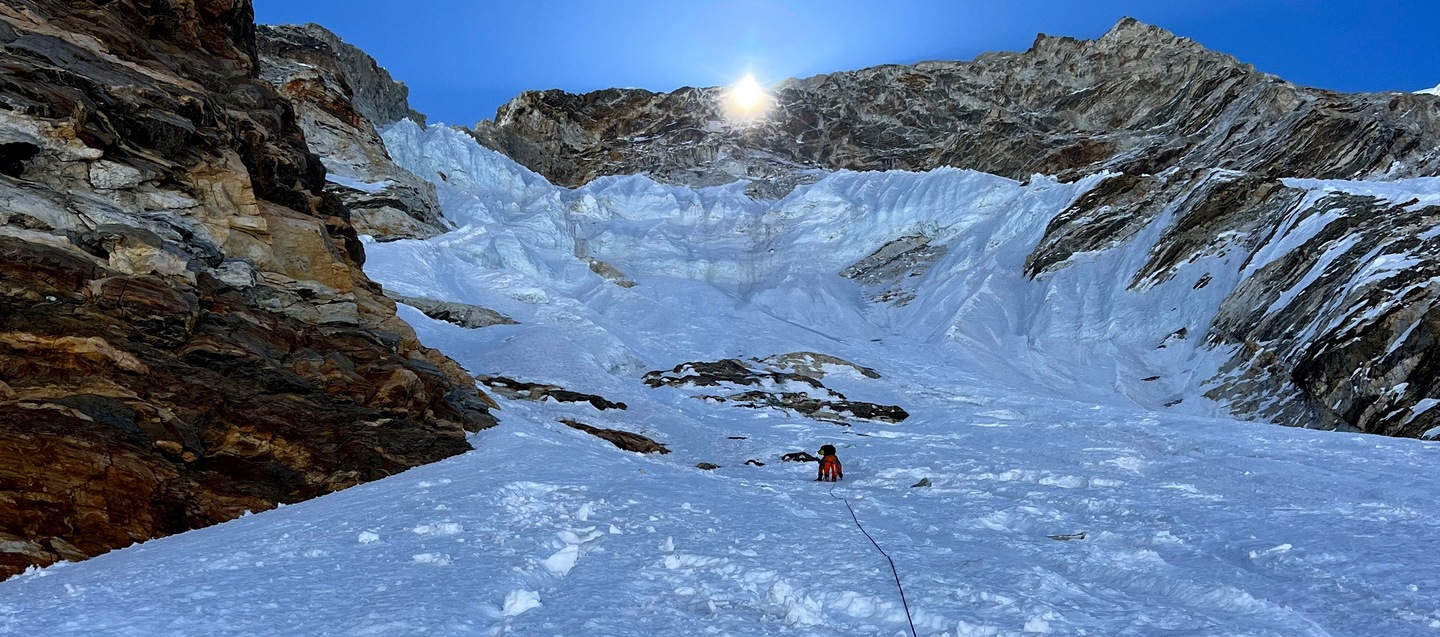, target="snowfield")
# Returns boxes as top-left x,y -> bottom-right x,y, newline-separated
2,122 -> 1438,636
